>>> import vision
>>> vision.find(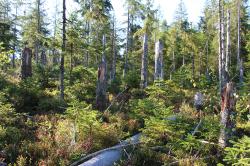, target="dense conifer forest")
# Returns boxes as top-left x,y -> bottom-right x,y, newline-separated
0,0 -> 249,165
